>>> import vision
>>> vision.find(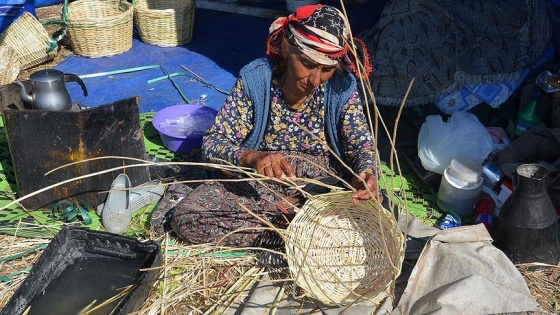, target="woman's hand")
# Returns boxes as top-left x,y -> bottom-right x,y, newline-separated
351,172 -> 382,204
240,150 -> 295,179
